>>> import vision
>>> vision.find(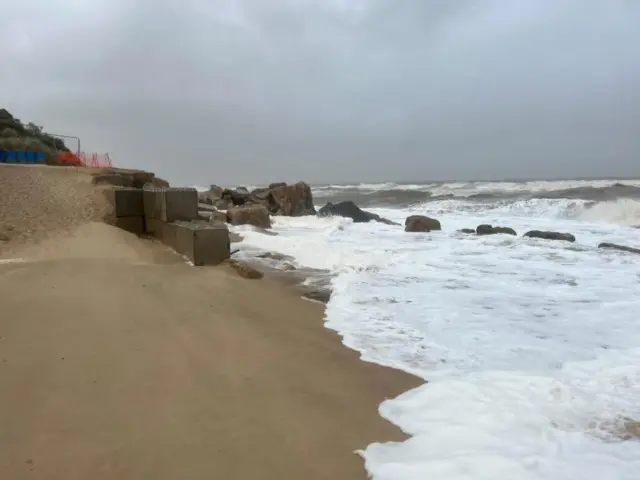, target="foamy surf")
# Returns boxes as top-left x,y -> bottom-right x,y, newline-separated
227,179 -> 640,479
